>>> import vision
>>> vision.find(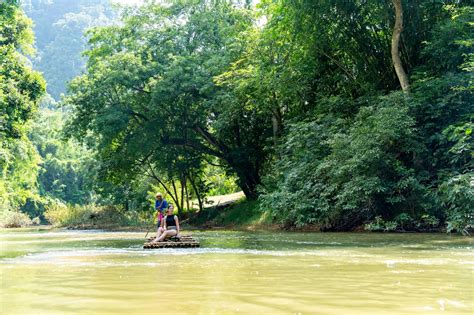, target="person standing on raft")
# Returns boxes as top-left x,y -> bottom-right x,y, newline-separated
152,205 -> 180,243
154,193 -> 168,235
